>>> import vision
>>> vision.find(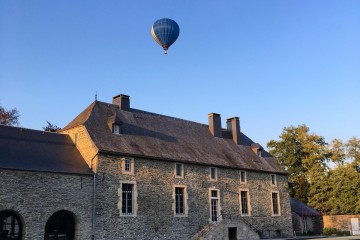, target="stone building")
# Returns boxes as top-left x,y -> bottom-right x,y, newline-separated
290,198 -> 323,235
0,94 -> 293,240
